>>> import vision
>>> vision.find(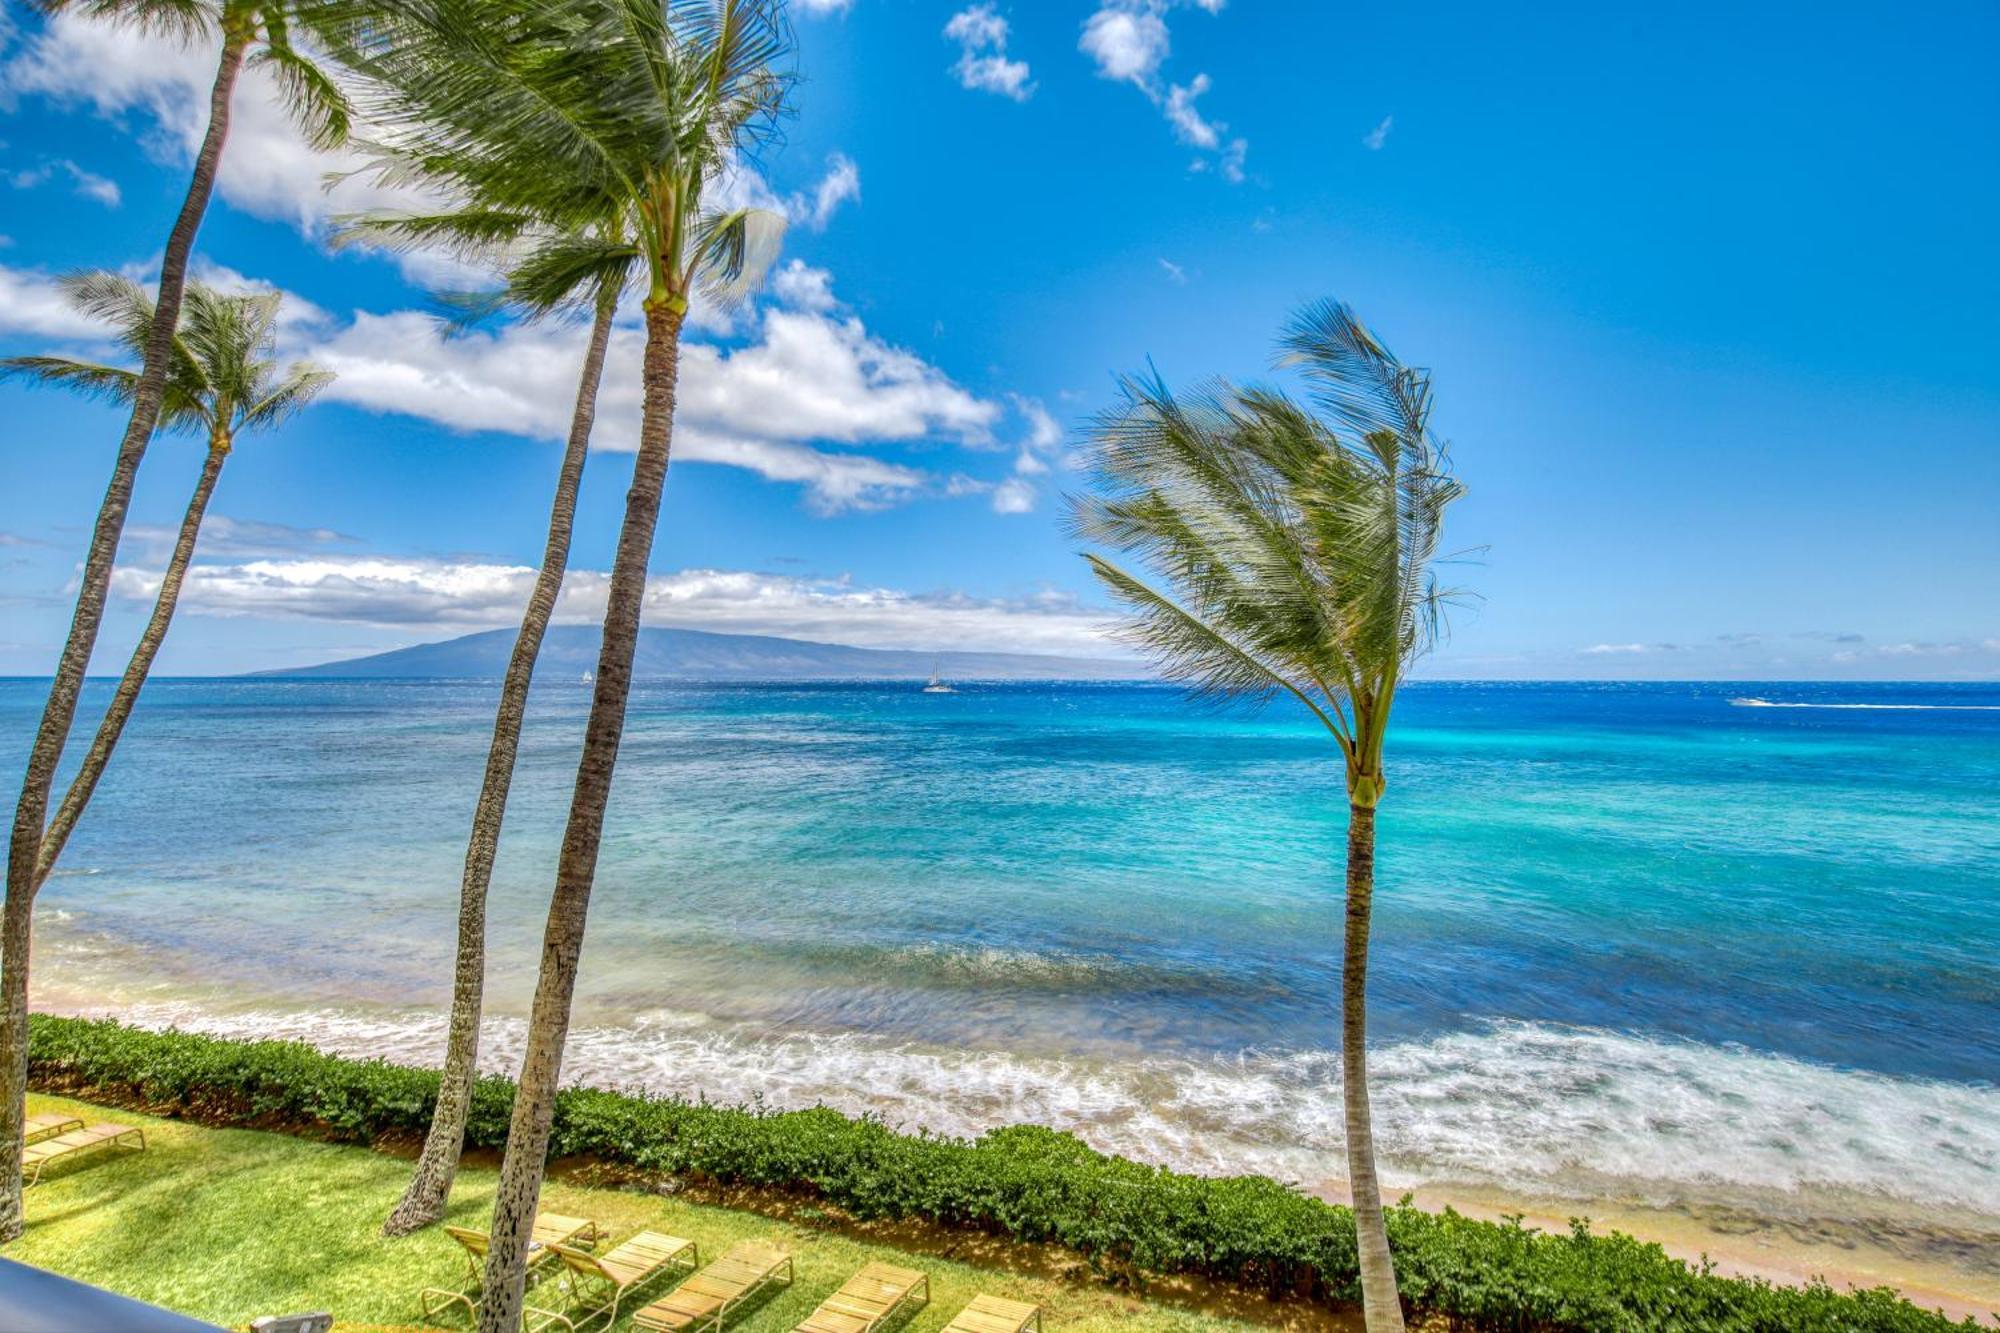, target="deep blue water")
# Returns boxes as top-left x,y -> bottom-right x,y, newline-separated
6,677 -> 1997,1216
